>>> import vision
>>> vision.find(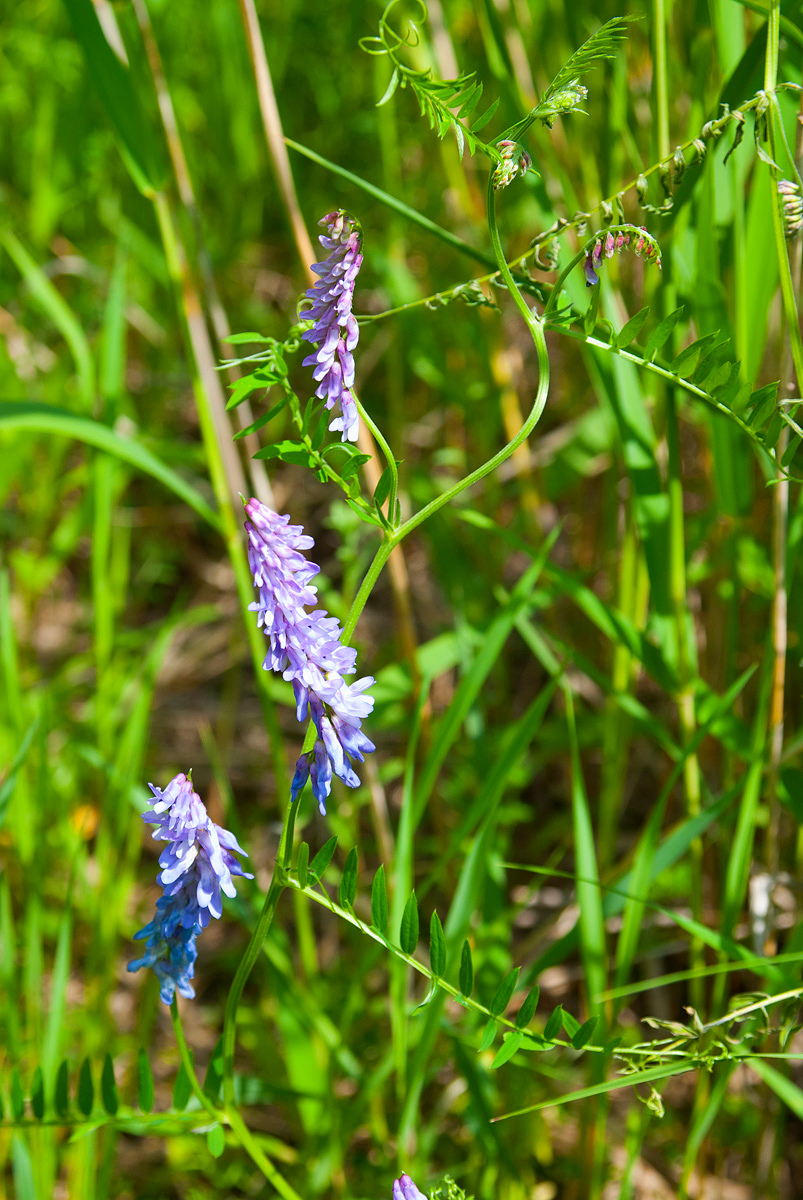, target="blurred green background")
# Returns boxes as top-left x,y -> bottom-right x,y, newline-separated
3,0 -> 803,1196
